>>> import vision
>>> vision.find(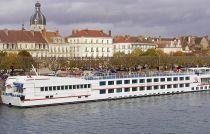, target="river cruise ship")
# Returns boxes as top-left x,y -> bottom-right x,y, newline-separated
1,67 -> 210,107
